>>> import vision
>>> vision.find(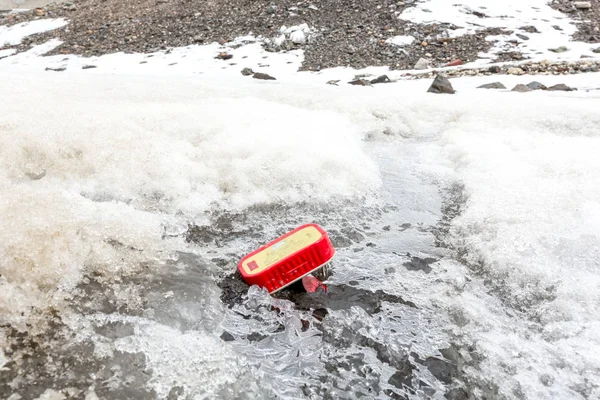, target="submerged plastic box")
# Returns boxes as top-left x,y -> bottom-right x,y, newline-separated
238,224 -> 335,293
